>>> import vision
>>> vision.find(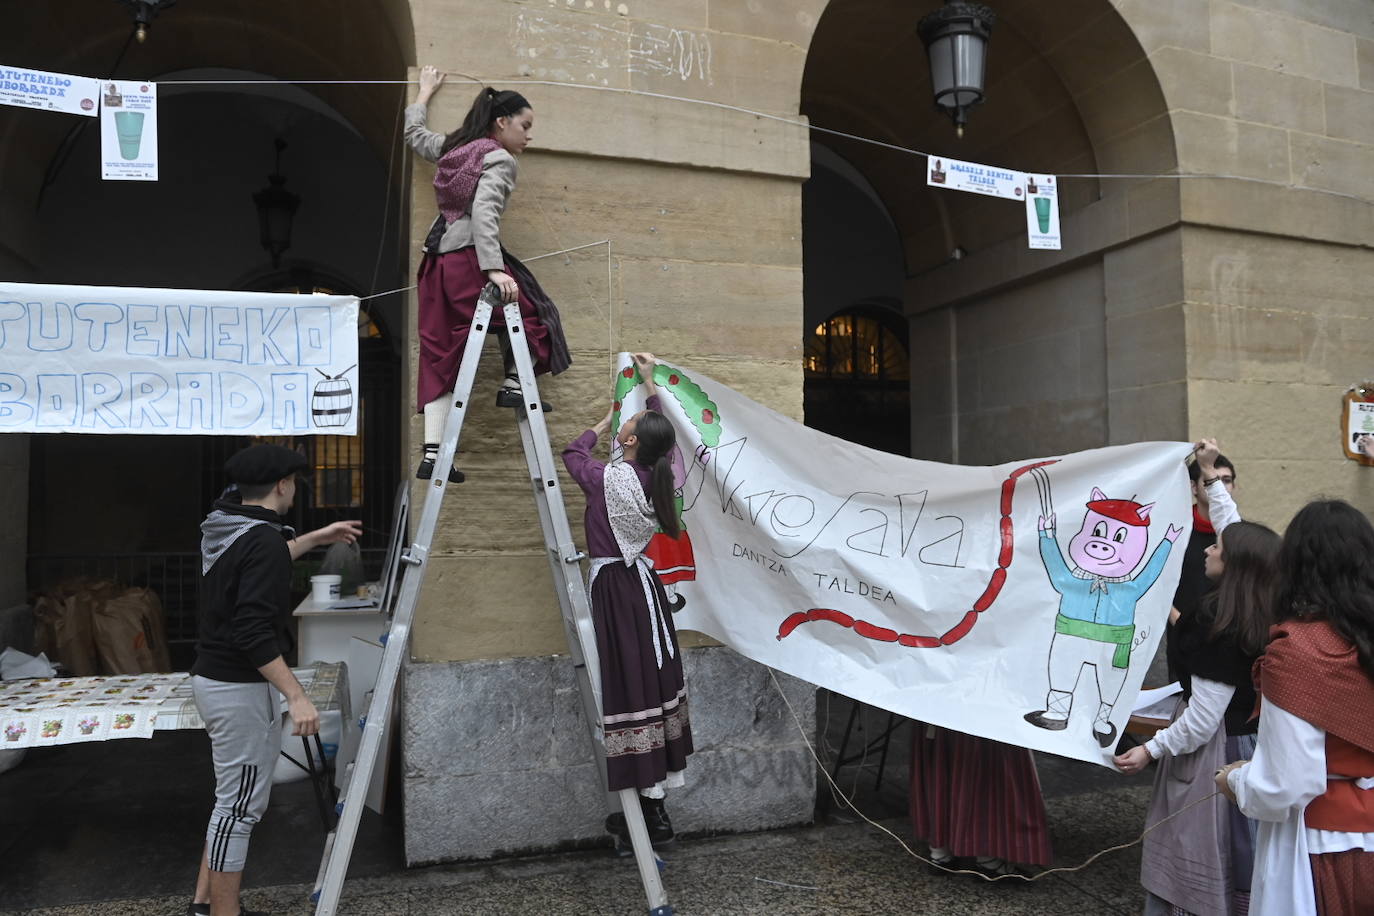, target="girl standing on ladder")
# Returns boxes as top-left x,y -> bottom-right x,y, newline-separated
404,64 -> 571,482
563,352 -> 694,849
